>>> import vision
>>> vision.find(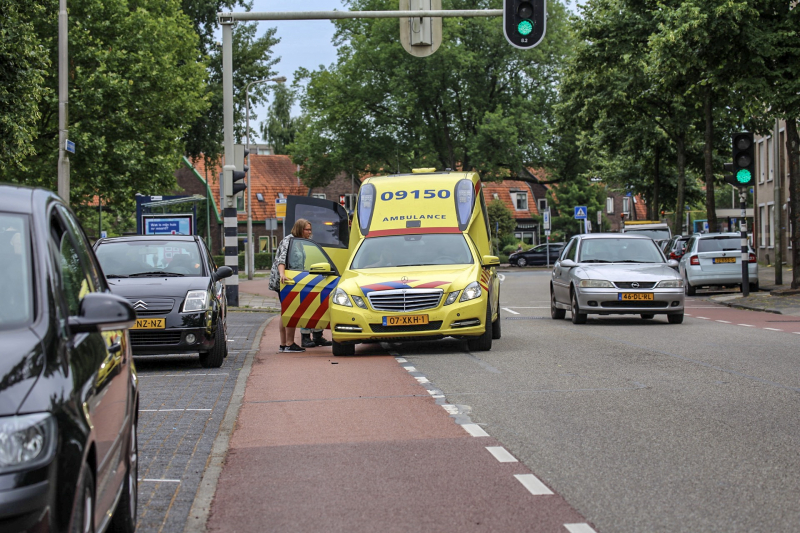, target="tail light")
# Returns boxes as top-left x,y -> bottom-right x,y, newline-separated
690,255 -> 700,266
669,252 -> 678,260
749,253 -> 756,263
